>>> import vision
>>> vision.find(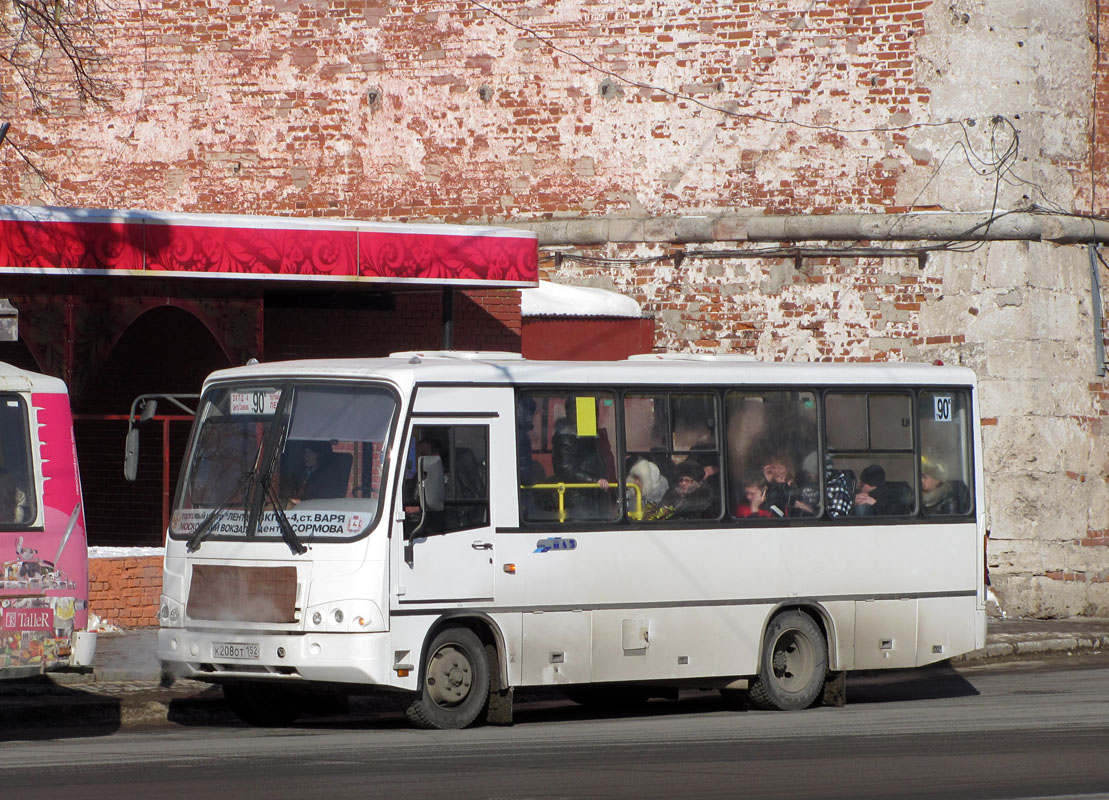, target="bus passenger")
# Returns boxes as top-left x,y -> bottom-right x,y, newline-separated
292,441 -> 340,501
627,458 -> 668,517
762,452 -> 813,516
515,393 -> 537,486
854,464 -> 887,516
735,474 -> 778,518
689,442 -> 721,506
0,467 -> 28,523
921,457 -> 957,515
797,452 -> 822,514
649,460 -> 714,520
855,464 -> 914,516
552,398 -> 611,520
823,456 -> 854,518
